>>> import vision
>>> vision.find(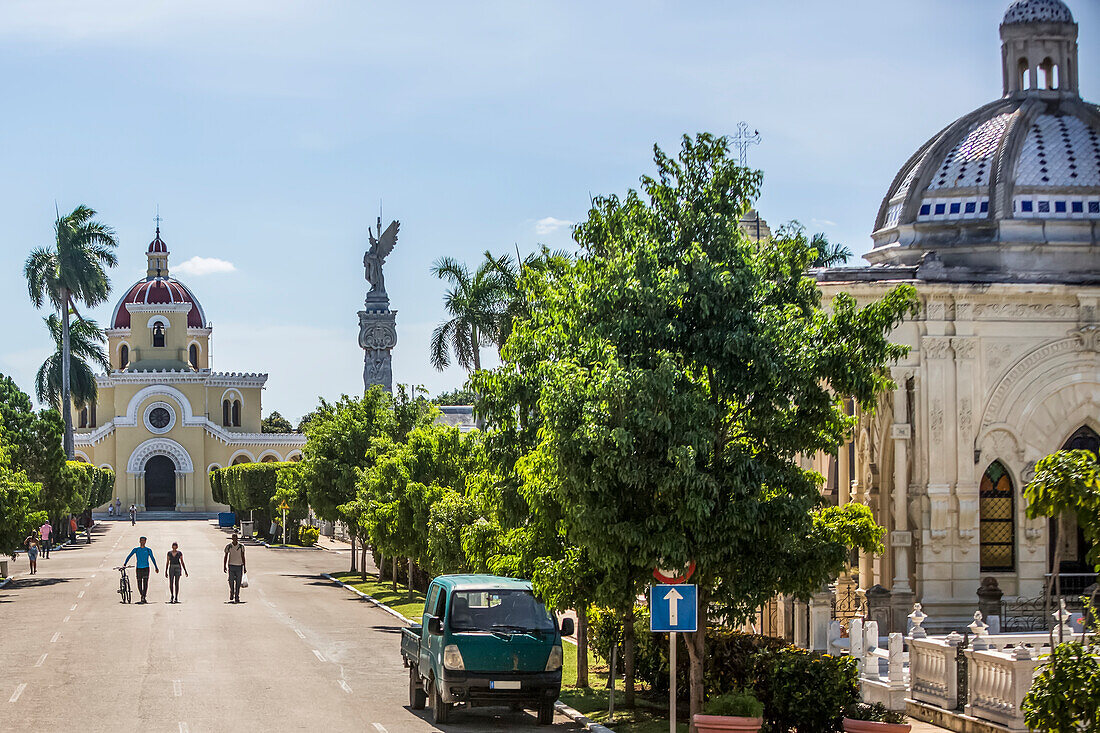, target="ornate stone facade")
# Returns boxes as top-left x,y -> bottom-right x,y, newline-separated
815,0 -> 1099,627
